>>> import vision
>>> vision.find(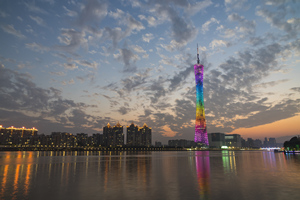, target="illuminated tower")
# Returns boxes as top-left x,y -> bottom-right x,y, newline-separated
194,44 -> 209,146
